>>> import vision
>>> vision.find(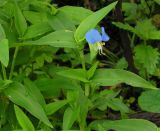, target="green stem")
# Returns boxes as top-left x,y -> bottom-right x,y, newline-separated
1,64 -> 7,80
9,47 -> 19,80
79,50 -> 91,96
84,84 -> 90,96
80,51 -> 86,71
131,33 -> 135,48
